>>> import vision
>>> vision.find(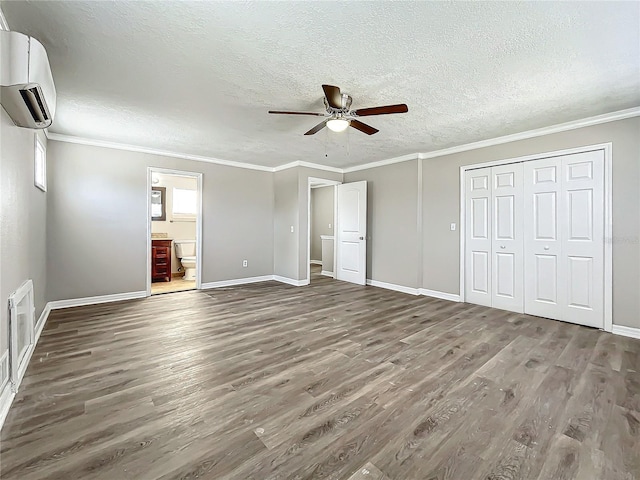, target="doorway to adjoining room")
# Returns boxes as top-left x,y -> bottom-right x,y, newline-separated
148,168 -> 203,296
